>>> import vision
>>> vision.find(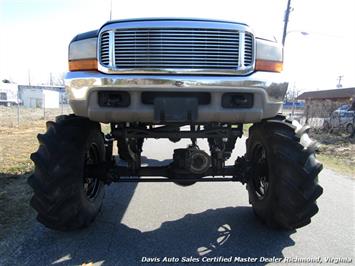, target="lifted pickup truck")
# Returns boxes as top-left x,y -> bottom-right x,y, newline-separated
29,18 -> 323,231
